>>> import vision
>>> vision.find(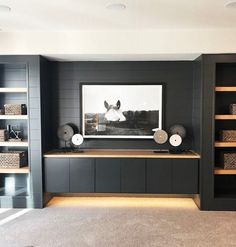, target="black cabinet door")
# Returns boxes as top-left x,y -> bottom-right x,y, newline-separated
172,159 -> 199,194
95,158 -> 120,193
146,159 -> 172,193
44,158 -> 69,193
121,158 -> 146,193
70,158 -> 95,193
